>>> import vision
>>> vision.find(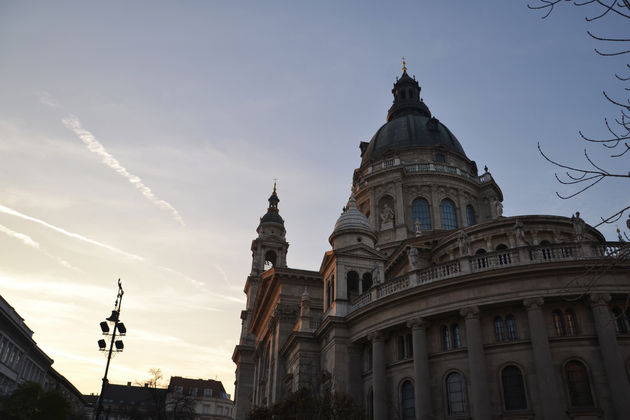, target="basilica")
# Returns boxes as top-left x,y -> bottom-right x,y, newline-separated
232,65 -> 630,420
